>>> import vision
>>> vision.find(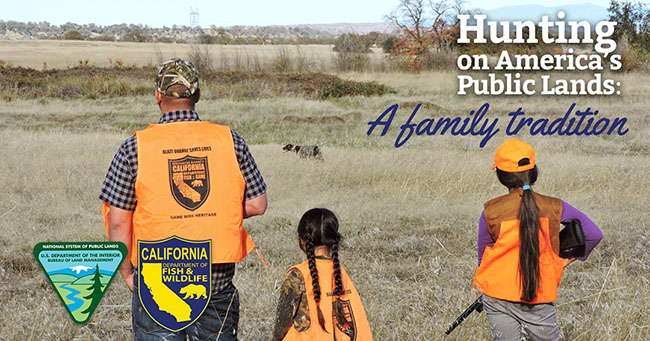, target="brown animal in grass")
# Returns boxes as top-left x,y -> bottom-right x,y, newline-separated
282,144 -> 323,159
